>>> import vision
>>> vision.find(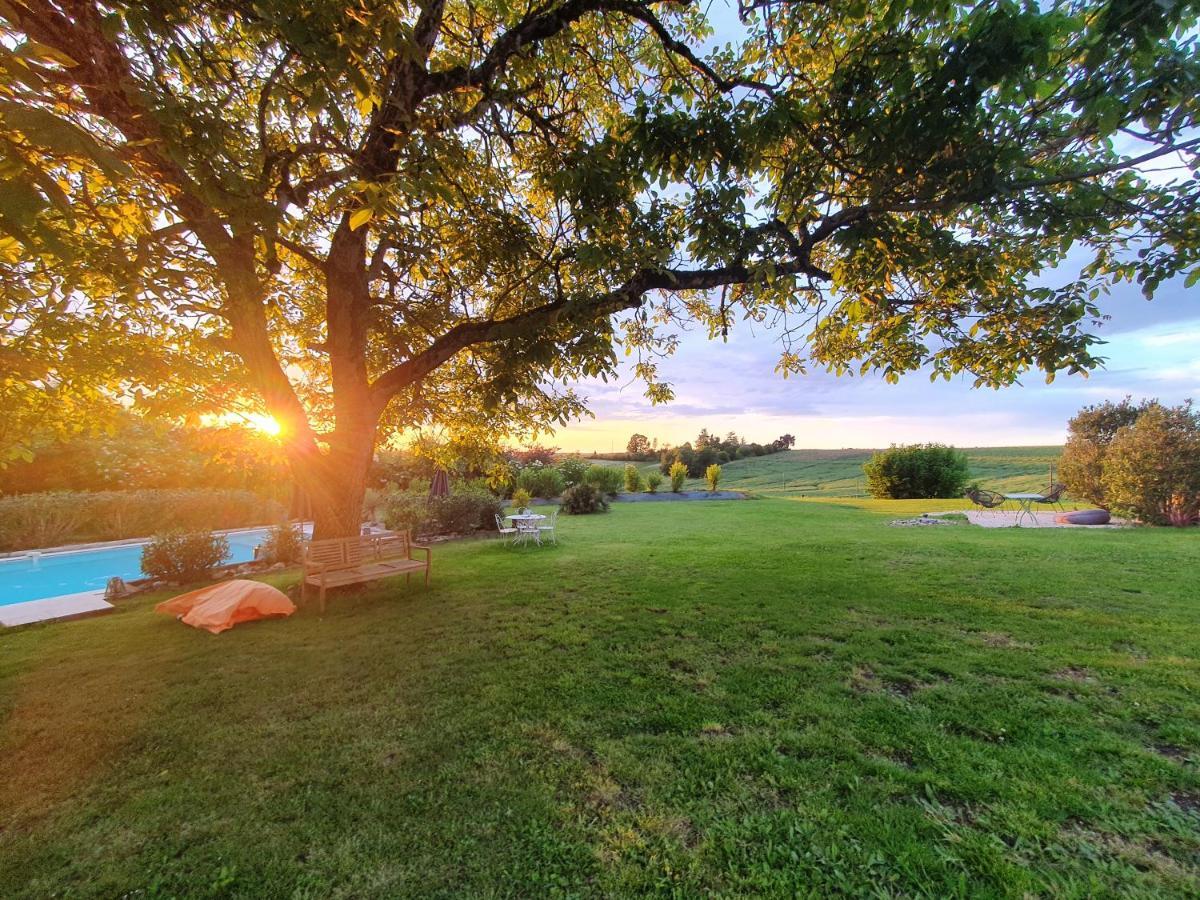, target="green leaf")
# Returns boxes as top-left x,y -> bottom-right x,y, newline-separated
0,103 -> 130,177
